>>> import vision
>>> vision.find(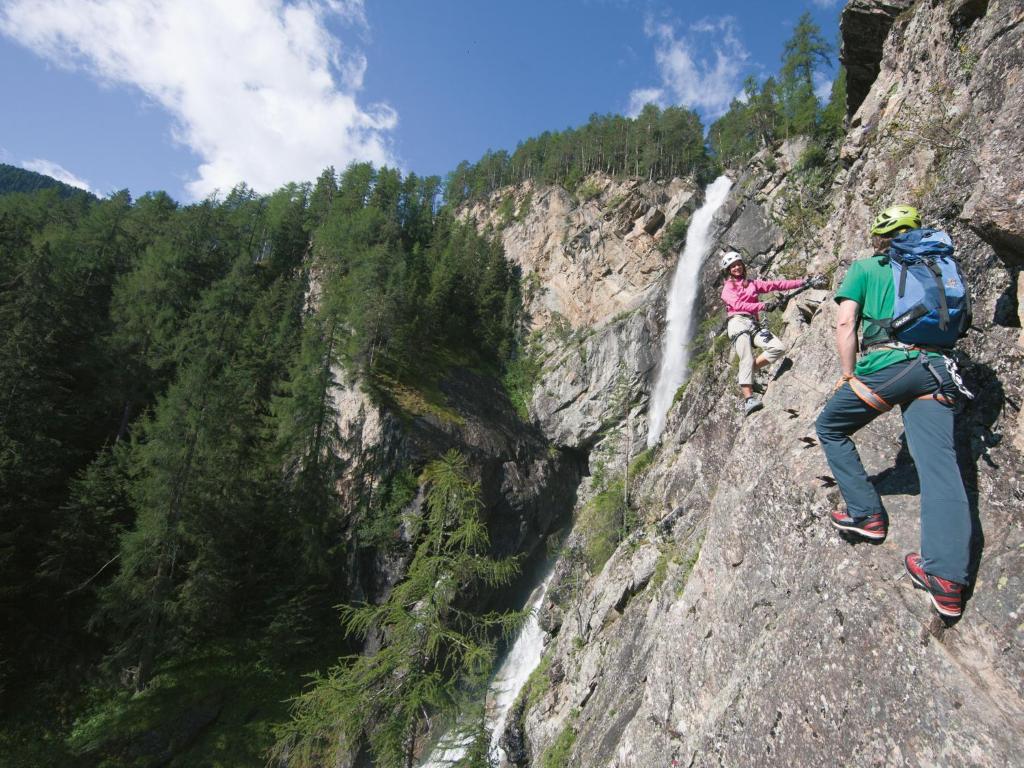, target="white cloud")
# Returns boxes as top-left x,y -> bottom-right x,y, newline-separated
810,0 -> 840,7
629,16 -> 749,119
627,87 -> 666,116
813,70 -> 834,102
21,158 -> 94,192
0,0 -> 397,199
